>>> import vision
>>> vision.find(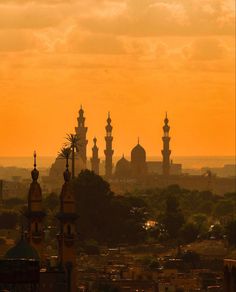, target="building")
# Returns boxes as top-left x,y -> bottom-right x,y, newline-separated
104,112 -> 114,178
131,139 -> 147,179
